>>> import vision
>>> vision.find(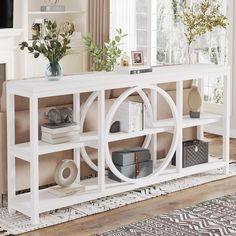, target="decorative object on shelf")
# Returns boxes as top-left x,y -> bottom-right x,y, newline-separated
48,159 -> 85,197
19,20 -> 74,81
114,101 -> 143,133
45,107 -> 73,125
41,0 -> 65,12
108,148 -> 152,182
172,139 -> 208,168
31,18 -> 47,40
120,52 -> 130,67
110,121 -> 120,133
188,86 -> 202,118
131,51 -> 144,66
54,159 -> 78,187
114,65 -> 152,75
181,0 -> 228,64
42,107 -> 79,144
83,28 -> 127,71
